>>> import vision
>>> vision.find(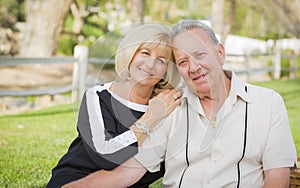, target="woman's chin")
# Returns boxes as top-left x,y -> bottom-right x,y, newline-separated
136,77 -> 160,86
